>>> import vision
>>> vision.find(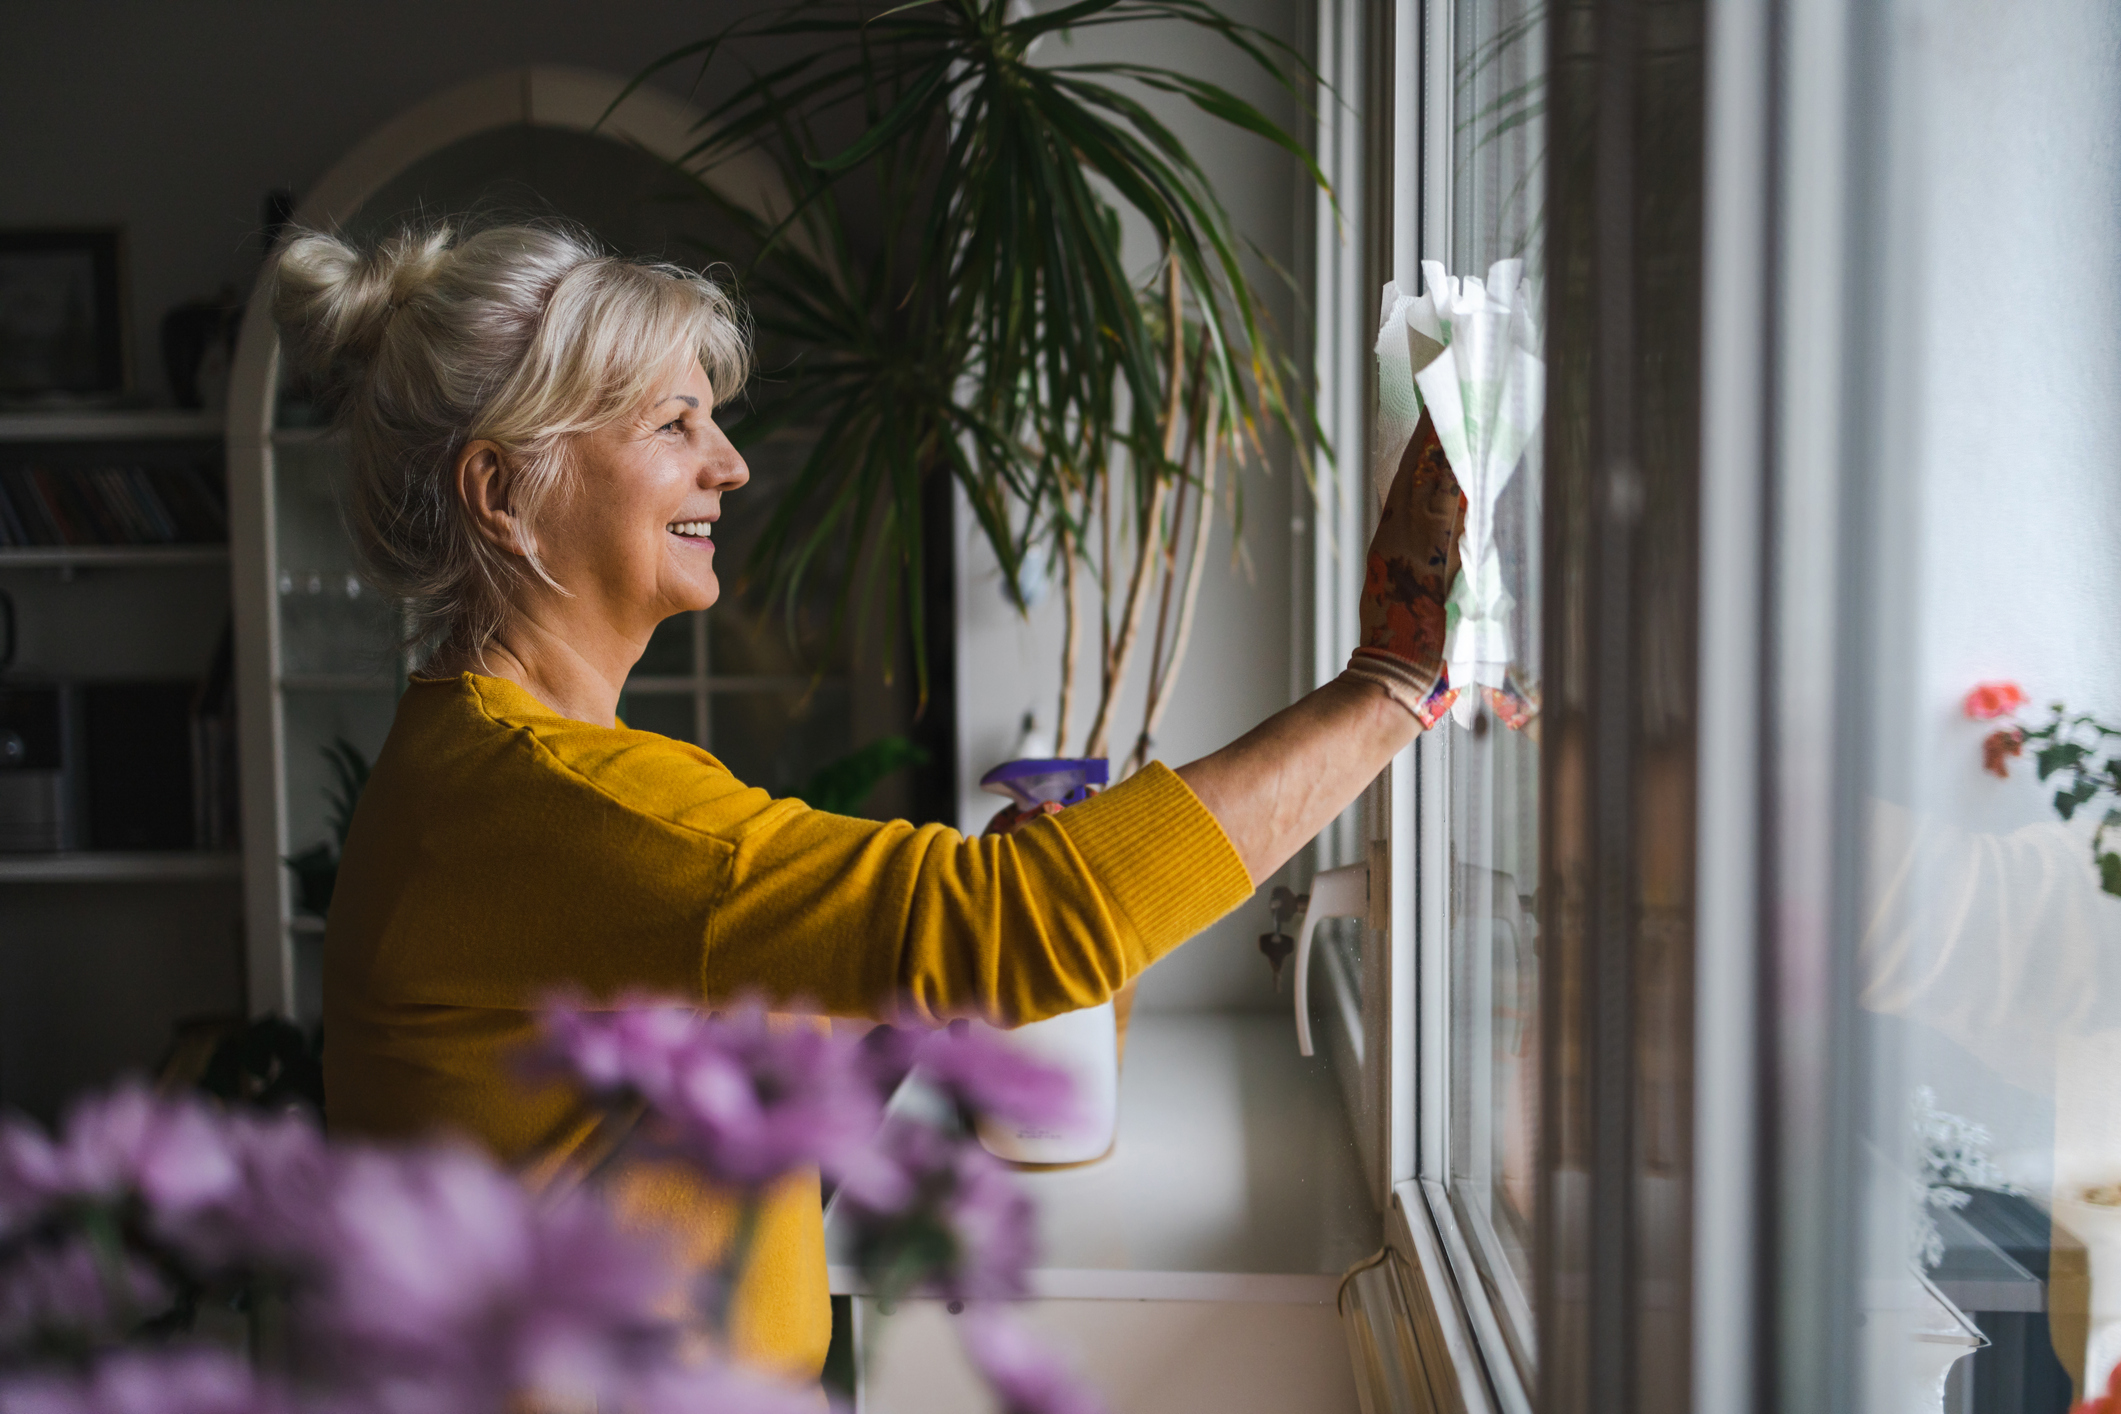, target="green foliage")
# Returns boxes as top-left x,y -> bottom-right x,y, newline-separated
619,1 -> 1326,697
796,734 -> 932,816
283,737 -> 373,918
321,736 -> 371,853
2020,703 -> 2121,897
